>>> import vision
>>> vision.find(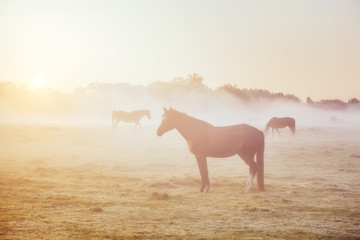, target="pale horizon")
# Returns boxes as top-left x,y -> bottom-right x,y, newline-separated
1,0 -> 359,102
